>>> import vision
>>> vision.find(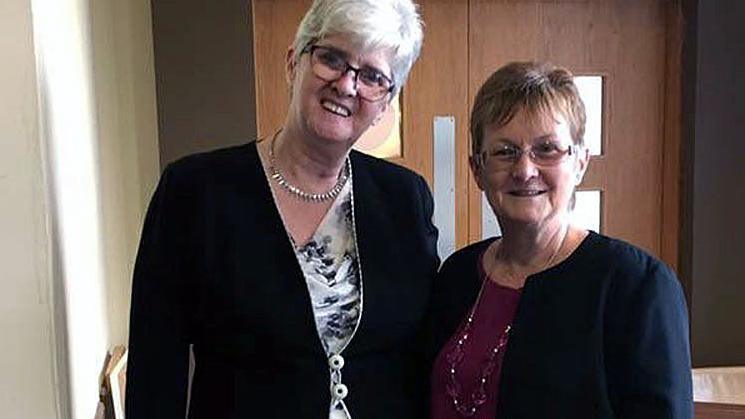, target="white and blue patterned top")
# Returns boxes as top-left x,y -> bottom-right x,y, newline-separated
294,180 -> 360,419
